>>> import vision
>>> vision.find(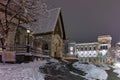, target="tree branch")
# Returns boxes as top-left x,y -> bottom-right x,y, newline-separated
8,8 -> 22,25
5,0 -> 11,32
0,20 -> 5,34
